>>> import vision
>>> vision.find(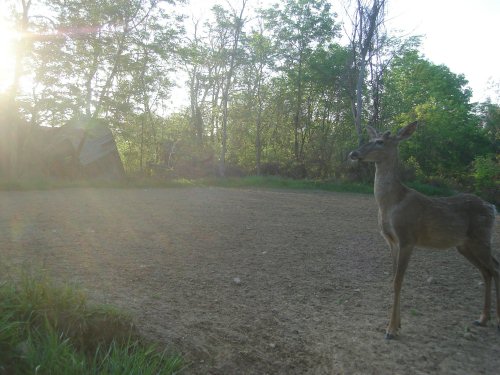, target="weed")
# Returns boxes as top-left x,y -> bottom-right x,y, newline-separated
0,274 -> 181,374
